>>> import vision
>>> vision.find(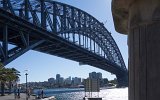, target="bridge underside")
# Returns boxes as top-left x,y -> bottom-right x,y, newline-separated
0,10 -> 124,74
0,0 -> 128,87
